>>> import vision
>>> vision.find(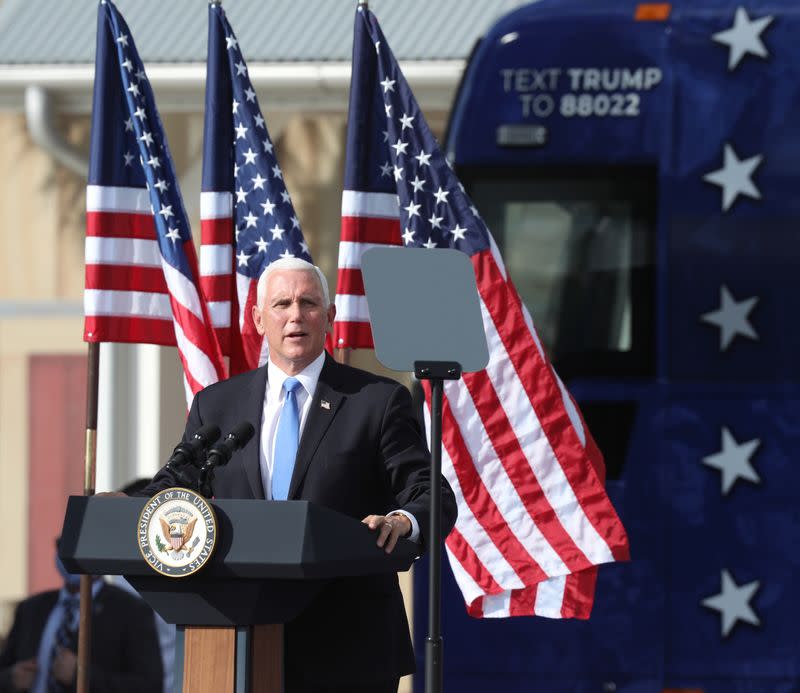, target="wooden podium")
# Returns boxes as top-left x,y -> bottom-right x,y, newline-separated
59,496 -> 418,692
